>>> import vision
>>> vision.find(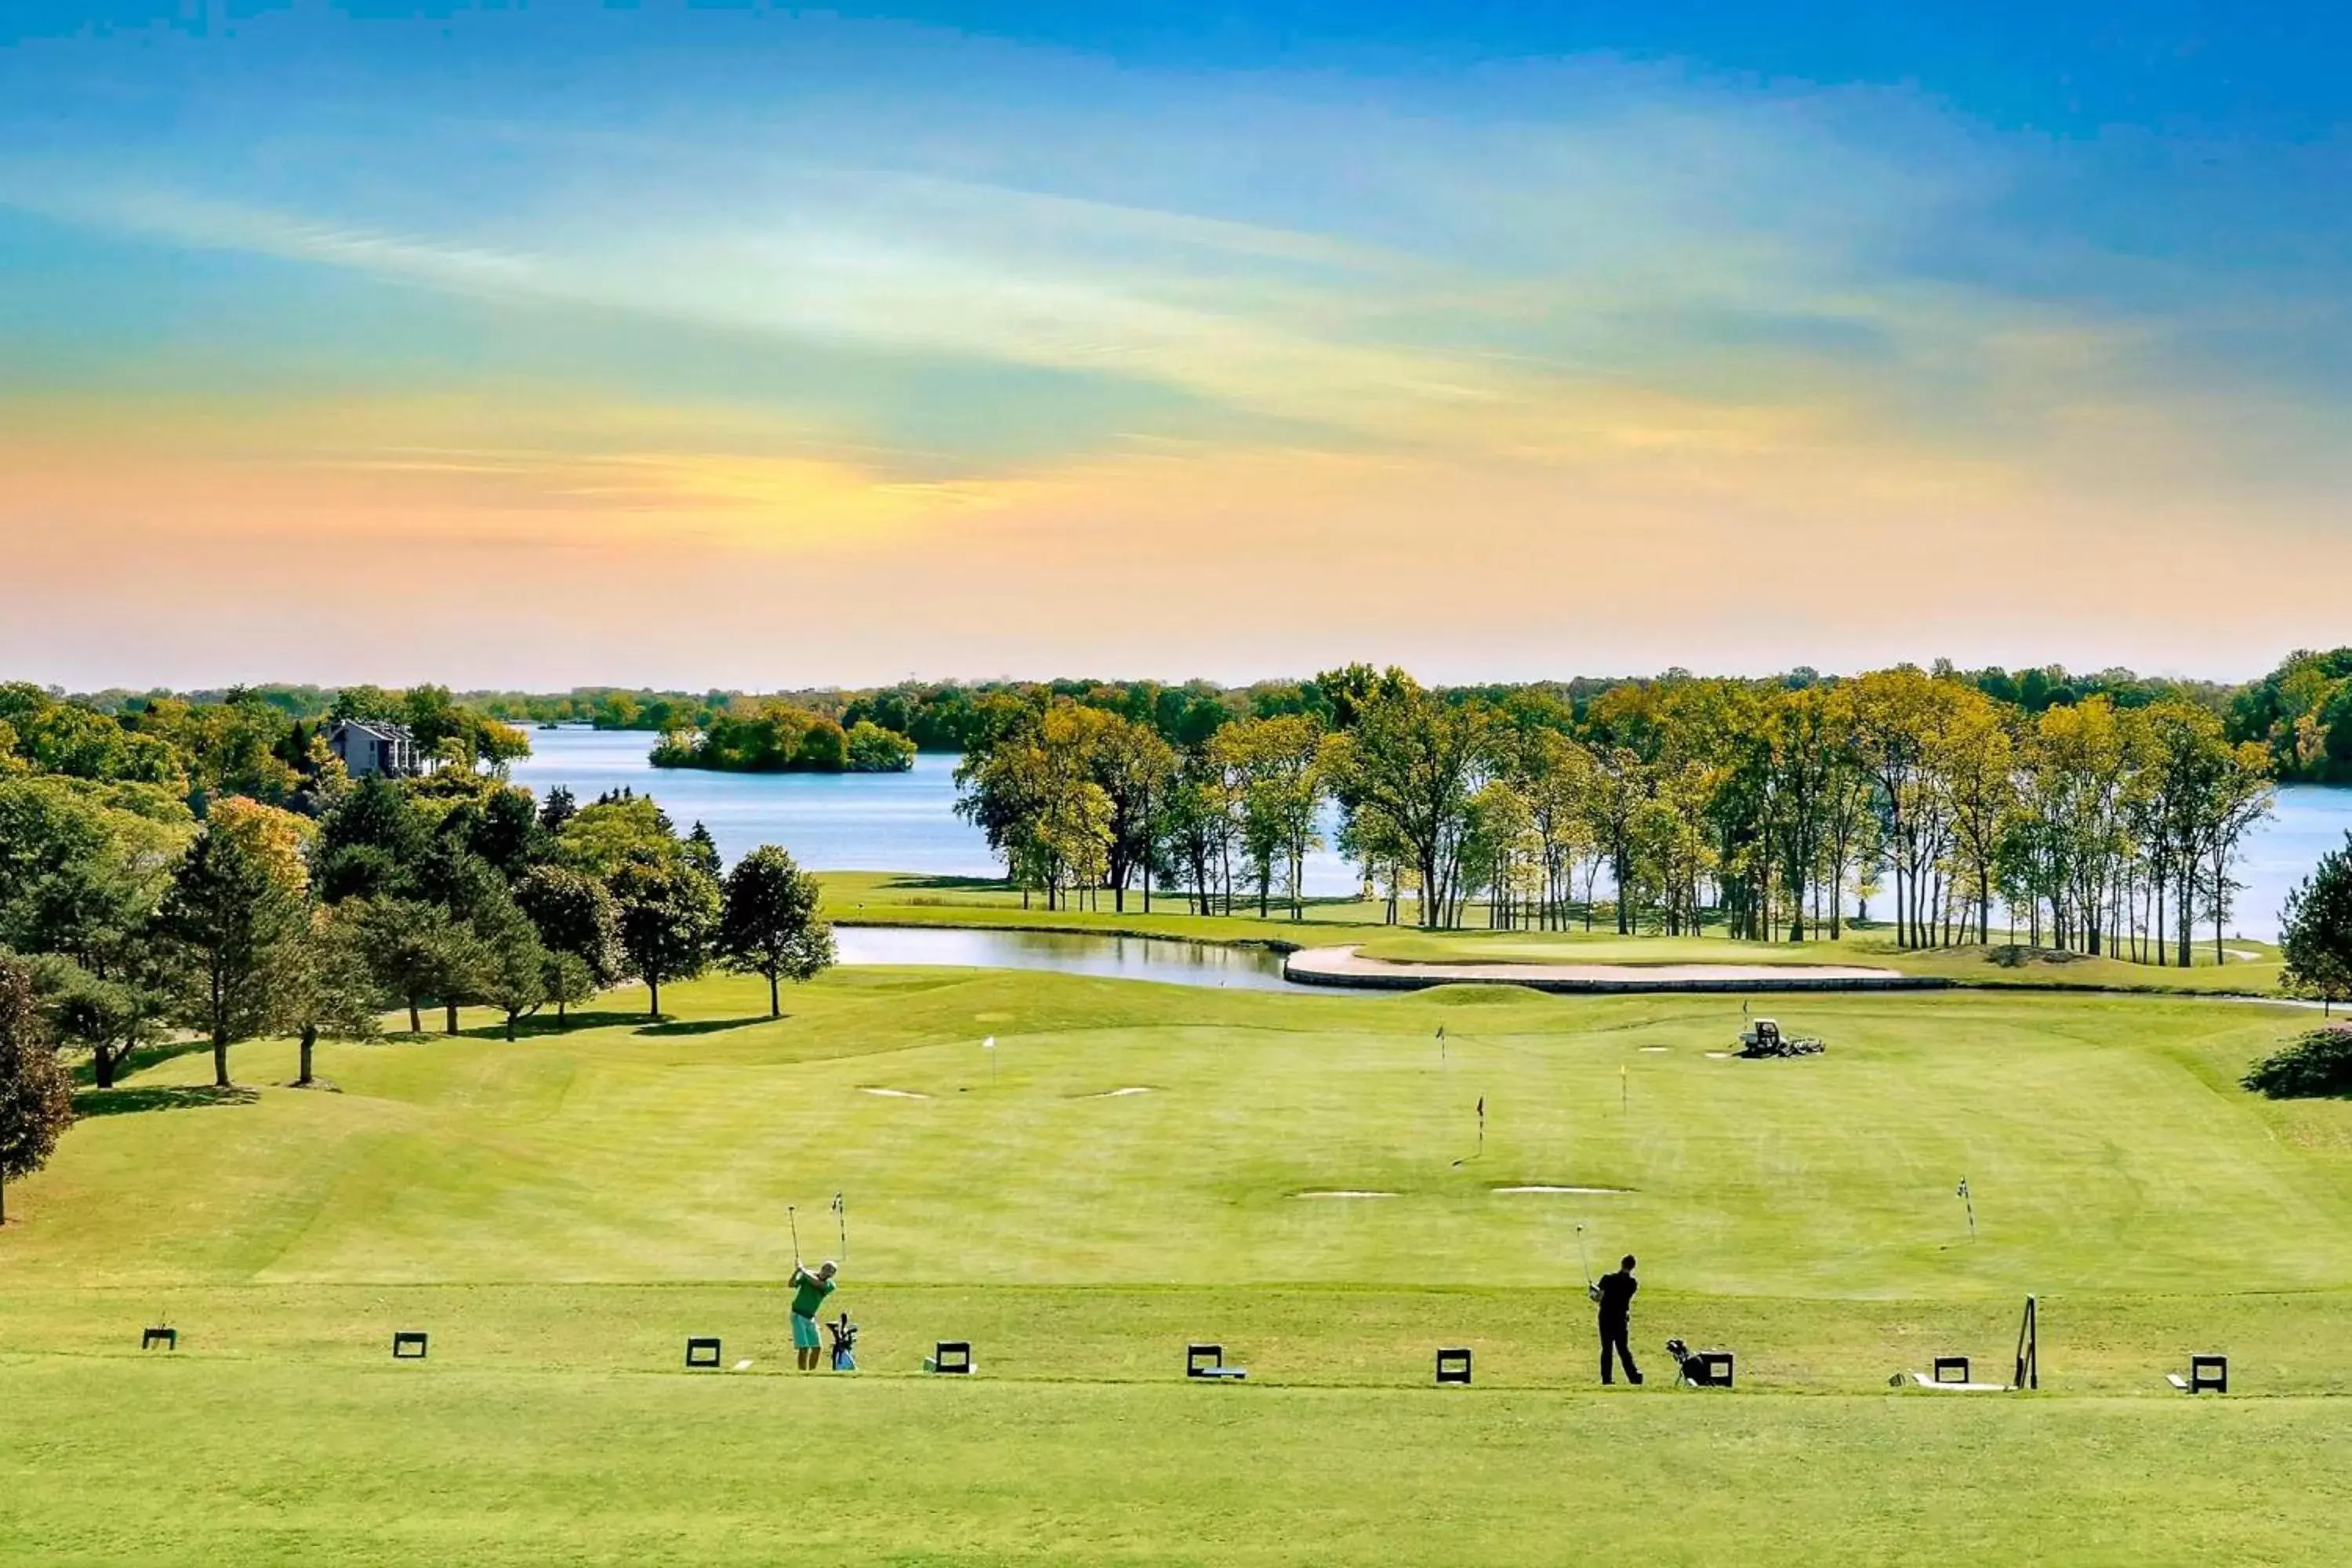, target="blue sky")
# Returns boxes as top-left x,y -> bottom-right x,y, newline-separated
2,2 -> 2347,687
